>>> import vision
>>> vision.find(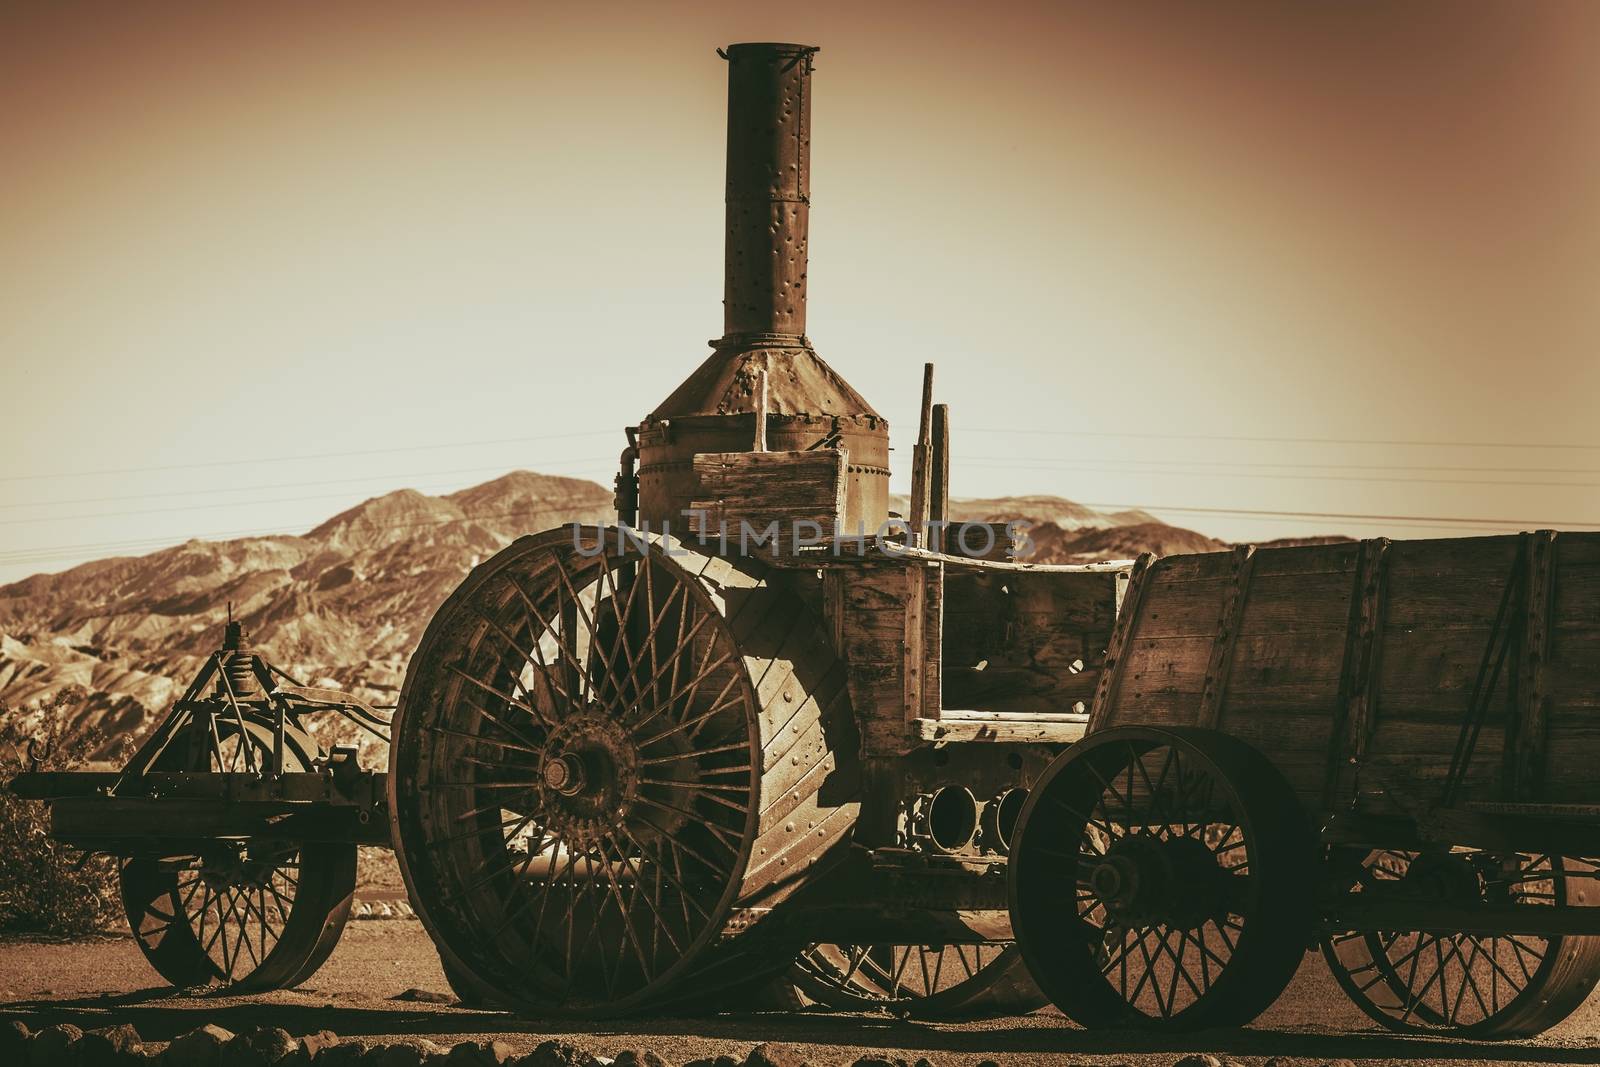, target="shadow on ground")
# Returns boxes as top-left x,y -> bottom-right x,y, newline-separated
9,988 -> 1600,1063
